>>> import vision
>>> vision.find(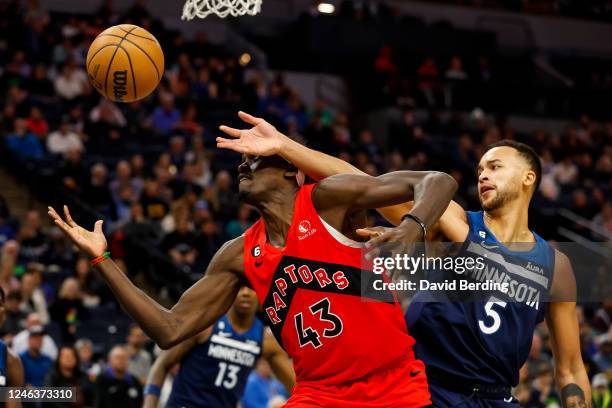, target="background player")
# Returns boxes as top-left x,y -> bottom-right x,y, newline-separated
0,288 -> 25,408
48,138 -> 457,406
143,286 -> 294,408
216,112 -> 591,407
